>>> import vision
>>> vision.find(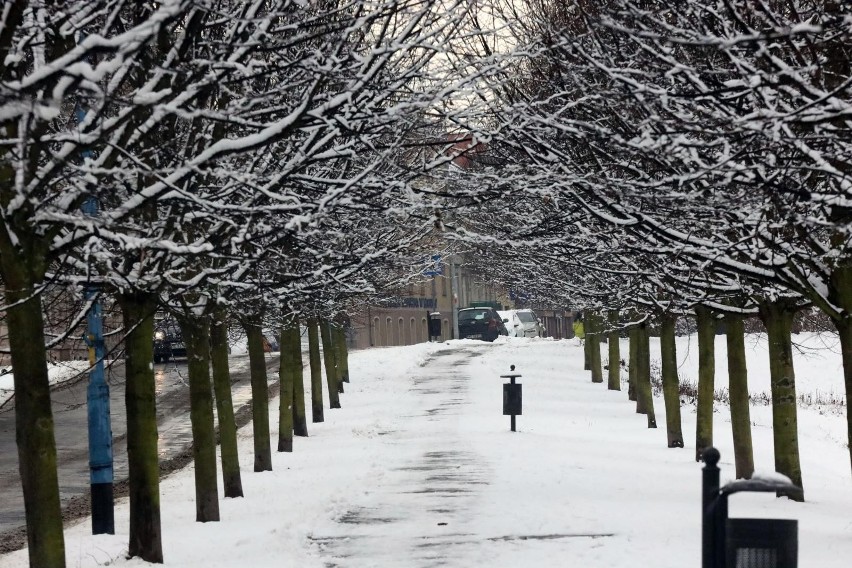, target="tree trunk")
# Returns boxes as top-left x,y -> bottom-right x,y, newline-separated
759,299 -> 804,501
288,321 -> 309,437
607,310 -> 621,391
243,317 -> 273,471
583,326 -> 591,371
828,264 -> 852,477
120,293 -> 163,562
695,306 -> 716,462
277,323 -> 296,452
4,281 -> 65,567
335,324 -> 350,383
725,314 -> 754,479
660,314 -> 683,447
308,319 -> 325,422
628,324 -> 638,402
636,321 -> 657,428
178,314 -> 220,521
329,324 -> 344,394
589,311 -> 603,383
210,312 -> 243,498
320,320 -> 342,408
1,19 -> 65,564
835,317 -> 852,479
